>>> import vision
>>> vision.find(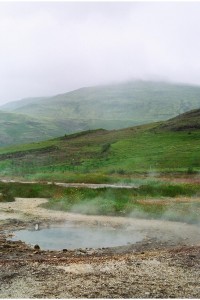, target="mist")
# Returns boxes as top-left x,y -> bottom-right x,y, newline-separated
1,2 -> 200,104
